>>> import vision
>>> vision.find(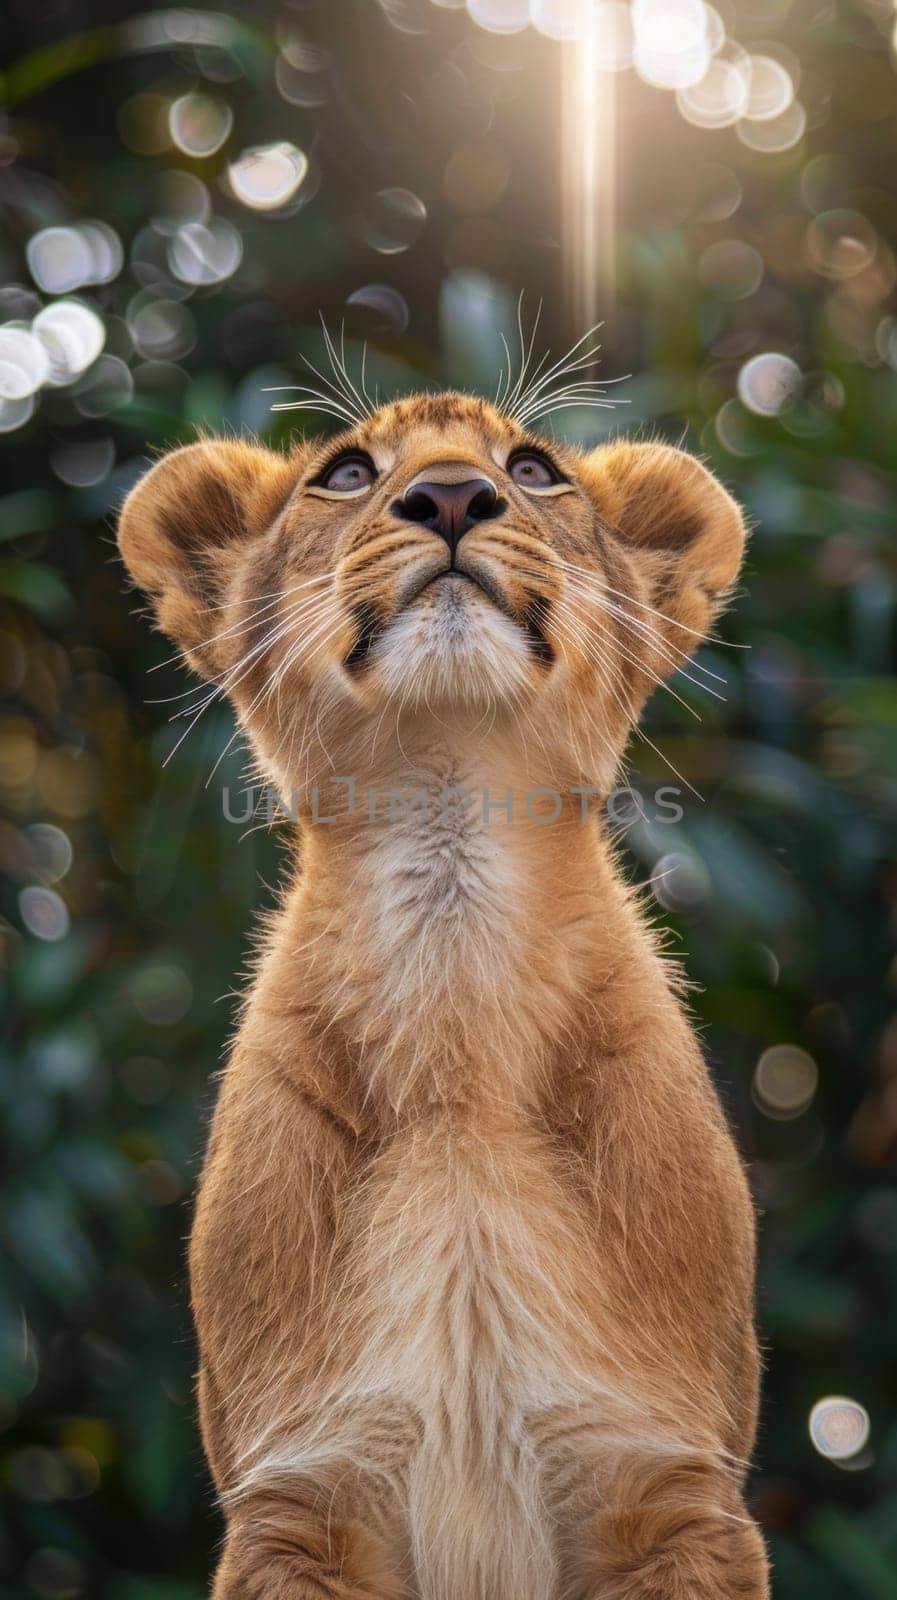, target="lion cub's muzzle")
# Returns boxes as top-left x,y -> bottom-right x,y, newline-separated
392,460 -> 505,559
